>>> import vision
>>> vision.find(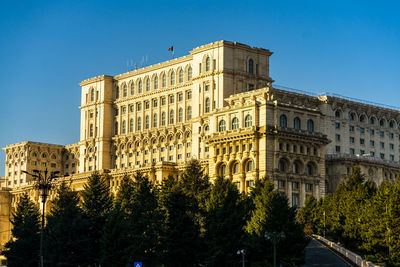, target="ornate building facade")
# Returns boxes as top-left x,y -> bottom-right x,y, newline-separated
1,40 -> 400,246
